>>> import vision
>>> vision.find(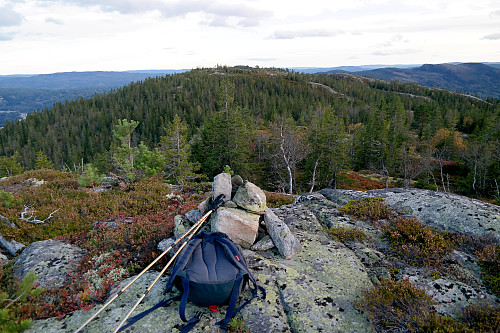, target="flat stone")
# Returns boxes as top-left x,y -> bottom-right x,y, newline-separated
212,173 -> 231,203
210,207 -> 260,248
264,208 -> 301,259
